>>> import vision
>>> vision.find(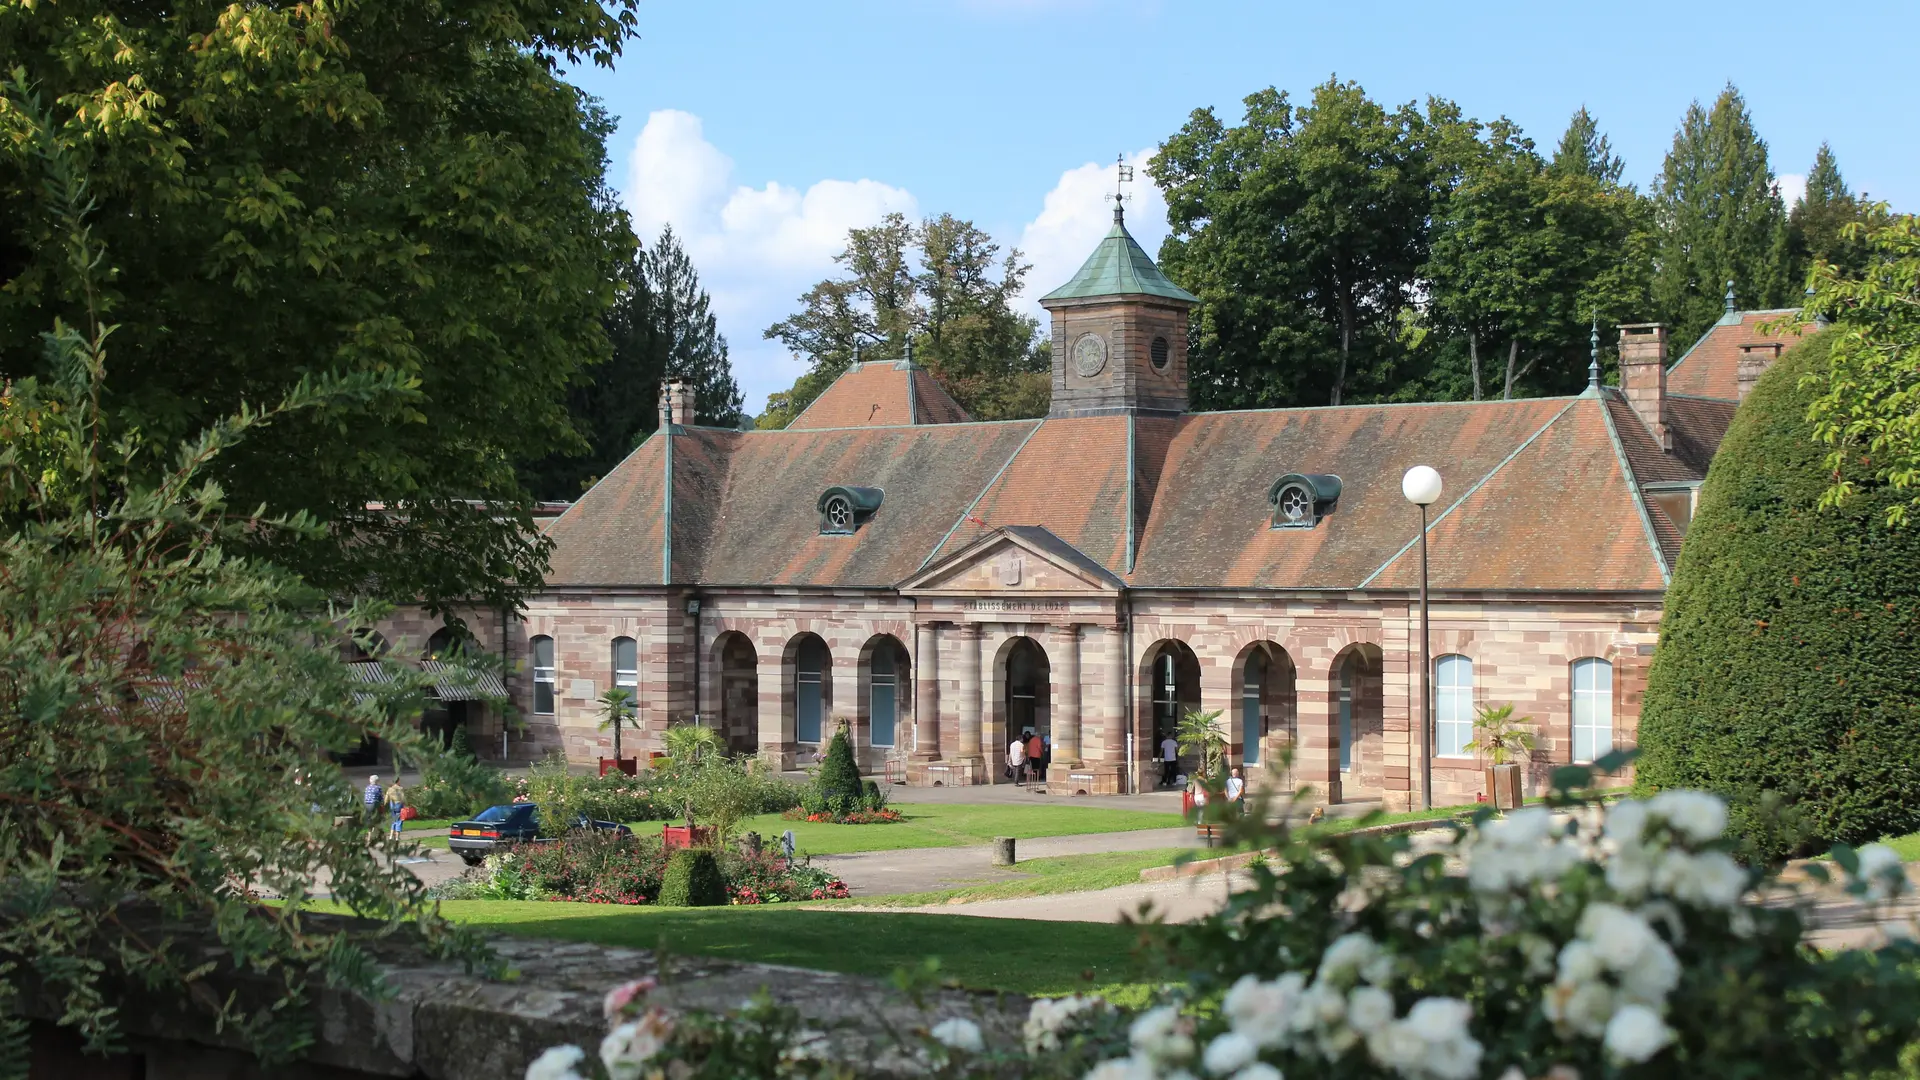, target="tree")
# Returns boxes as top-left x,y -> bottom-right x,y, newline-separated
1637,332 -> 1920,861
762,213 -> 1043,424
1650,84 -> 1792,349
1787,143 -> 1886,281
0,142 -> 485,1069
1153,79 -> 1435,409
0,0 -> 640,613
522,228 -> 744,498
1803,213 -> 1920,525
1550,106 -> 1625,185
